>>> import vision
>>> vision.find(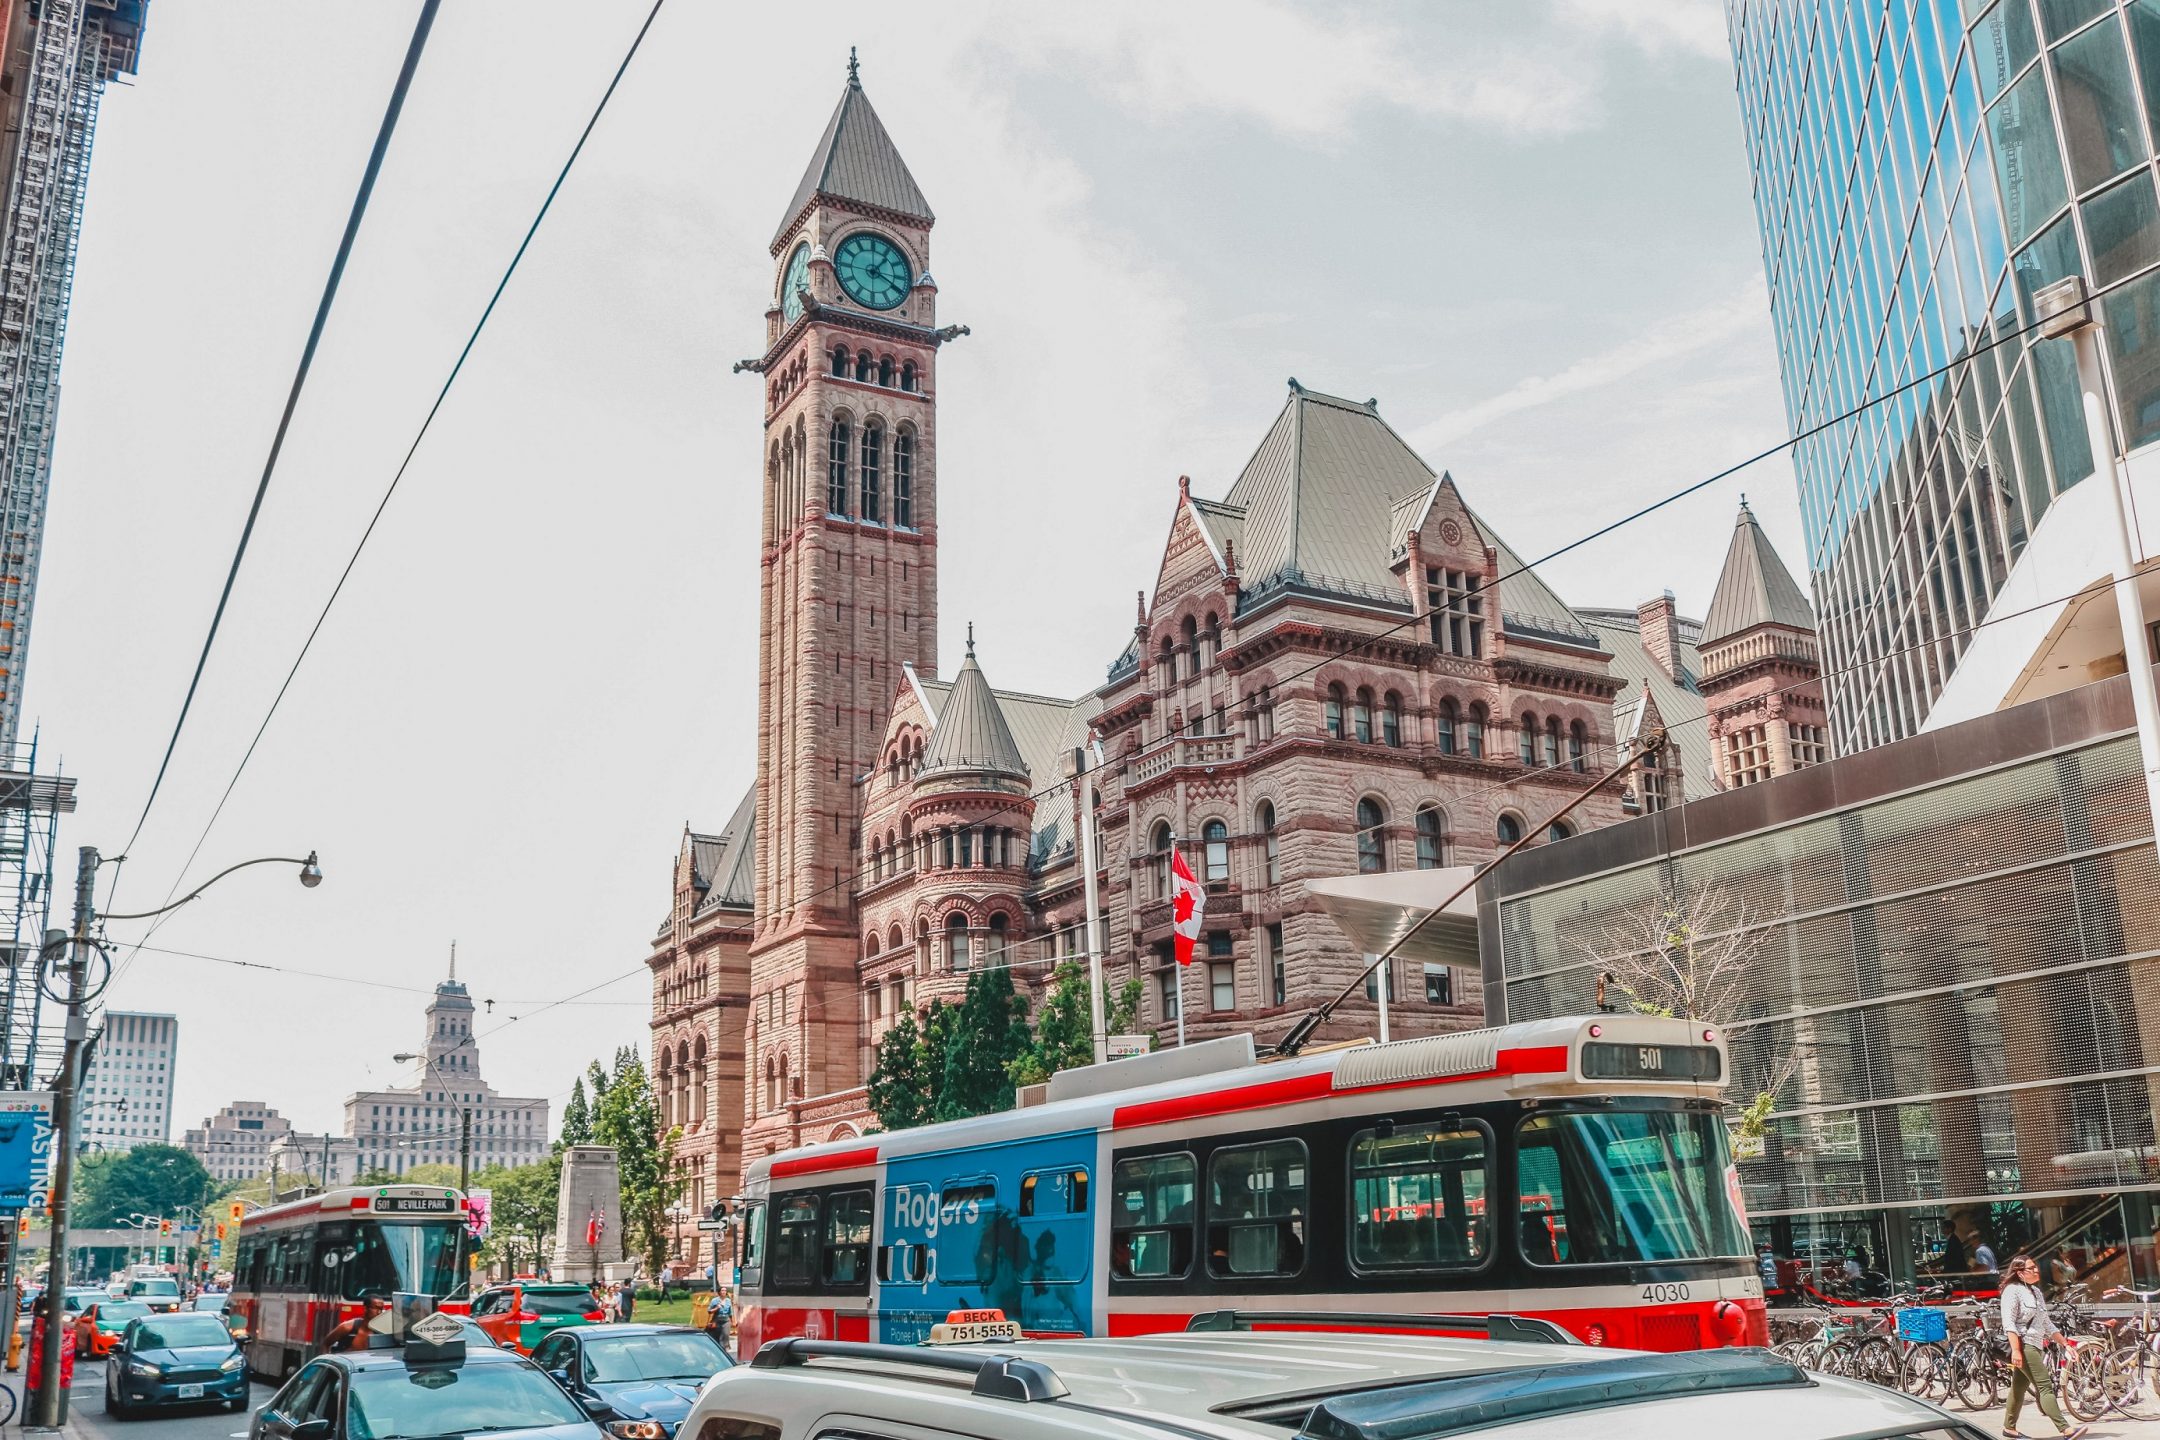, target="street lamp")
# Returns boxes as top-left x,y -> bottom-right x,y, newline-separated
2033,275 -> 2160,847
30,844 -> 321,1430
